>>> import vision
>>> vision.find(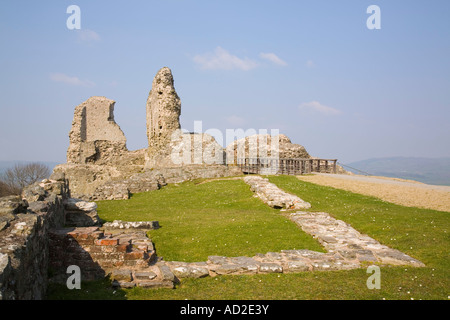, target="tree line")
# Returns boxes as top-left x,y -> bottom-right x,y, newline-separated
0,163 -> 51,197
